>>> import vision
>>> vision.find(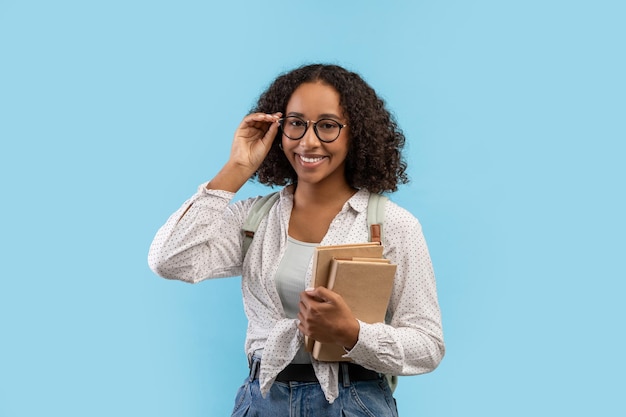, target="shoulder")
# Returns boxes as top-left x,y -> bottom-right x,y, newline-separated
381,197 -> 425,247
384,198 -> 421,228
226,187 -> 291,220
